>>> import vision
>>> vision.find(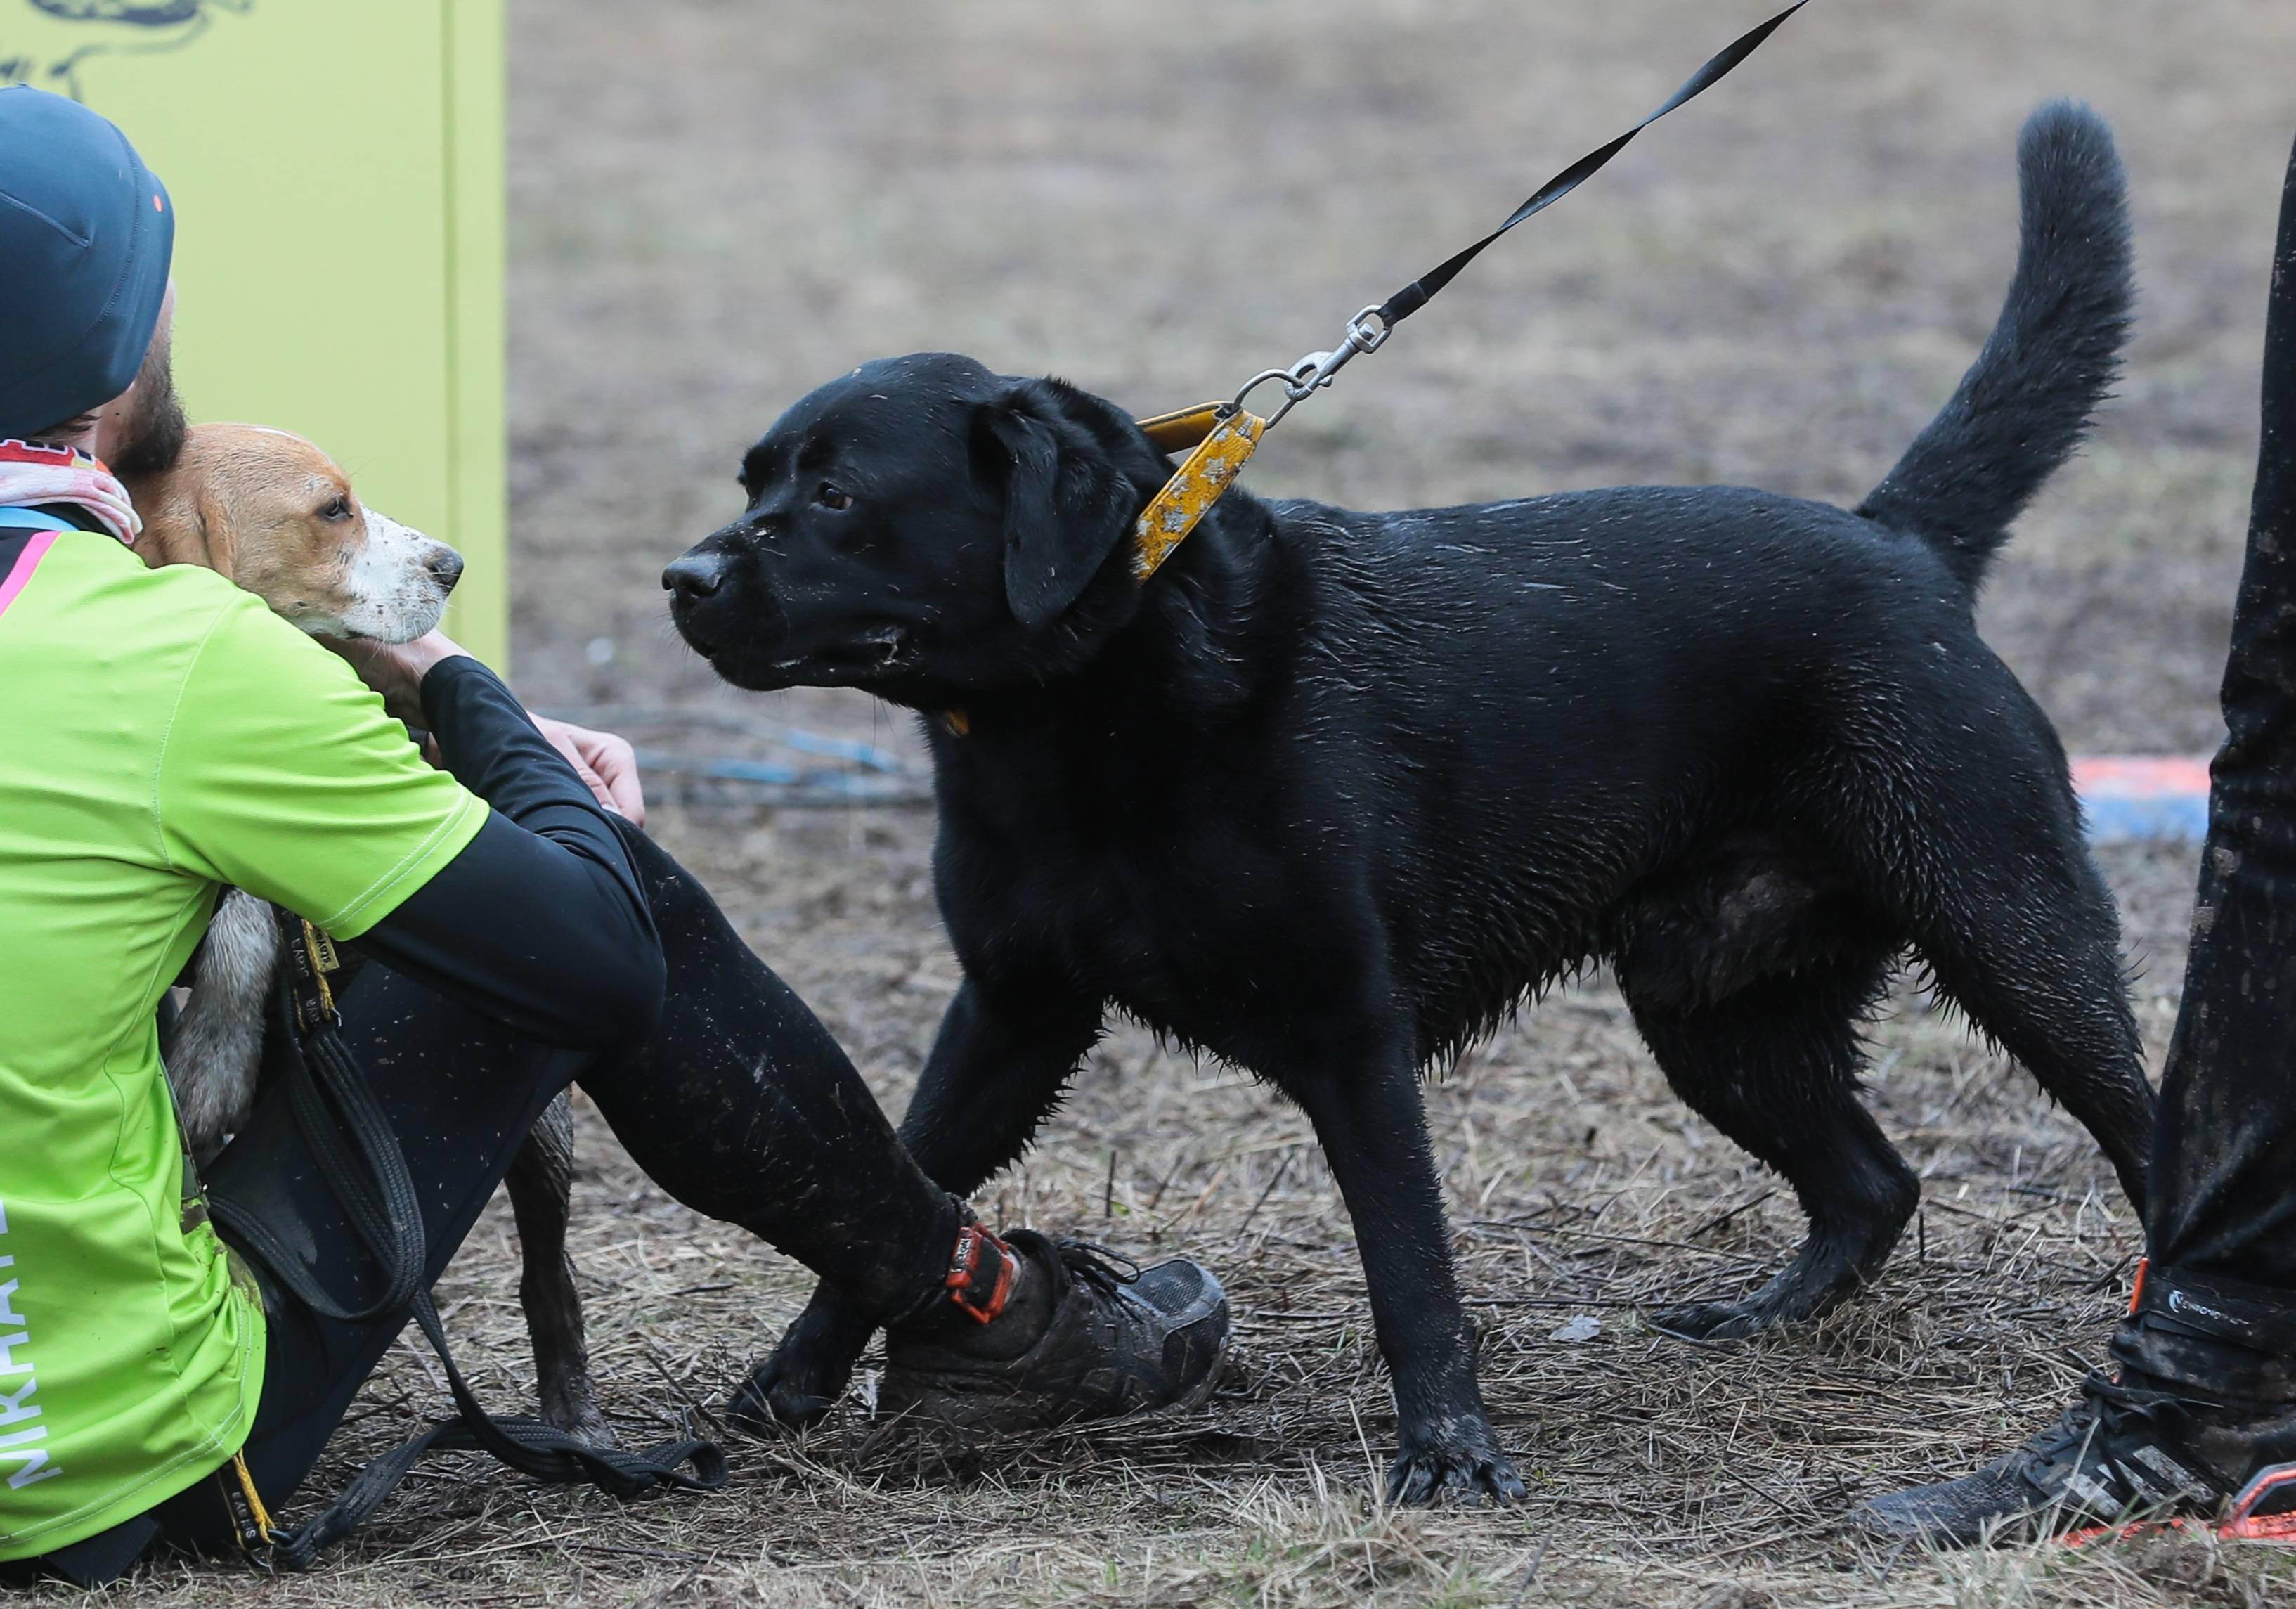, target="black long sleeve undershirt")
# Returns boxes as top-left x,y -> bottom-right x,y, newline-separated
350,656 -> 666,1047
